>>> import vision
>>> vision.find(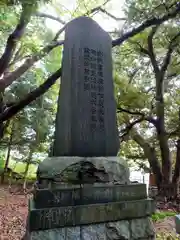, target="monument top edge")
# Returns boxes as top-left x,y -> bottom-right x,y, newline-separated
67,16 -> 101,23
66,16 -> 111,38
